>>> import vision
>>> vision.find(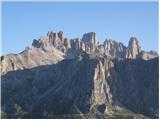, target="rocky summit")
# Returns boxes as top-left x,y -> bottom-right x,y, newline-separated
1,31 -> 159,119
